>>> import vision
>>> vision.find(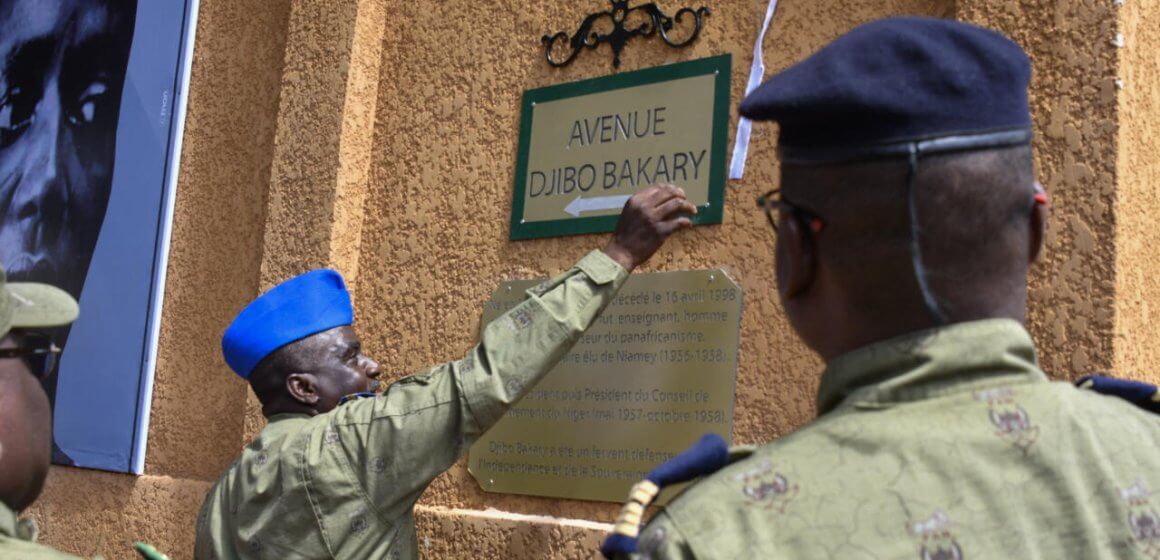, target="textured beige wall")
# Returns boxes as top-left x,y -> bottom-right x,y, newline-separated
26,470 -> 211,558
258,0 -> 383,287
23,0 -> 1160,558
958,0 -> 1121,378
1114,0 -> 1160,385
145,0 -> 293,483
